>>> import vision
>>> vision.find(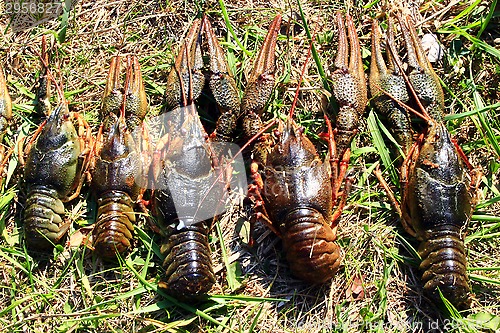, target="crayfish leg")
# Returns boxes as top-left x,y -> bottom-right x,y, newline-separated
247,182 -> 280,247
323,114 -> 350,204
